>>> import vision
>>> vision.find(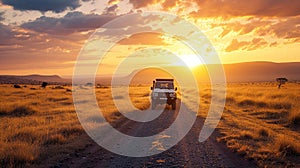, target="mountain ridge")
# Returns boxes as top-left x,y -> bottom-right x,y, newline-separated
1,62 -> 299,84
0,74 -> 69,84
